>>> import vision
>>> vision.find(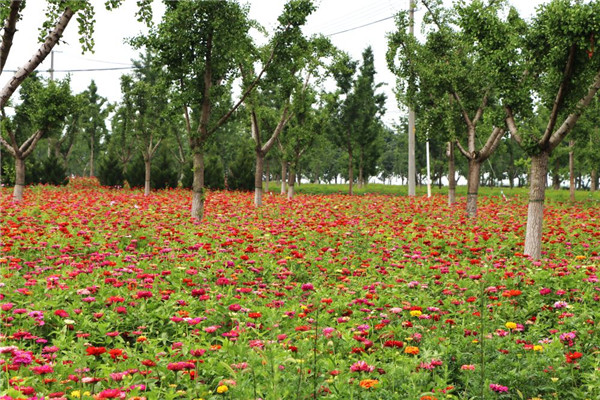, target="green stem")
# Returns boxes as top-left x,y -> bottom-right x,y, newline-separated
313,303 -> 320,399
479,277 -> 486,400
